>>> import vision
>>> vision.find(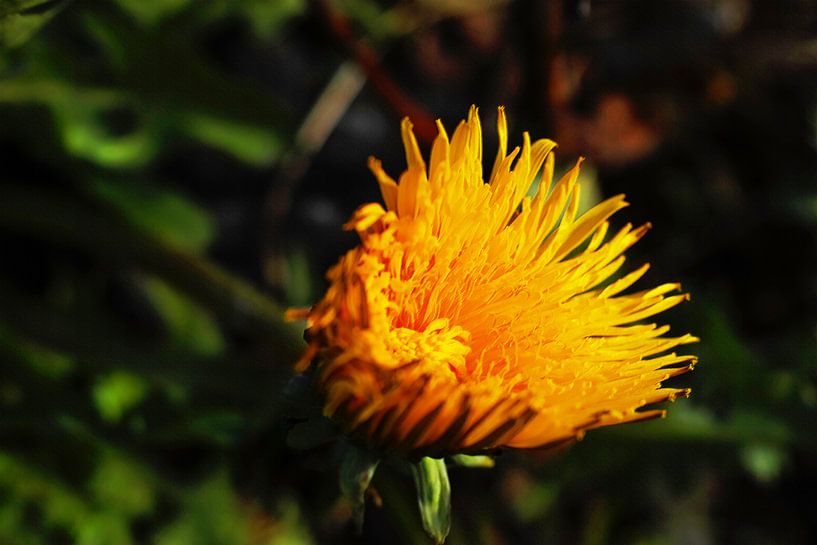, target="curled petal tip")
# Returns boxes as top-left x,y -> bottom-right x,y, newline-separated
284,308 -> 311,321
